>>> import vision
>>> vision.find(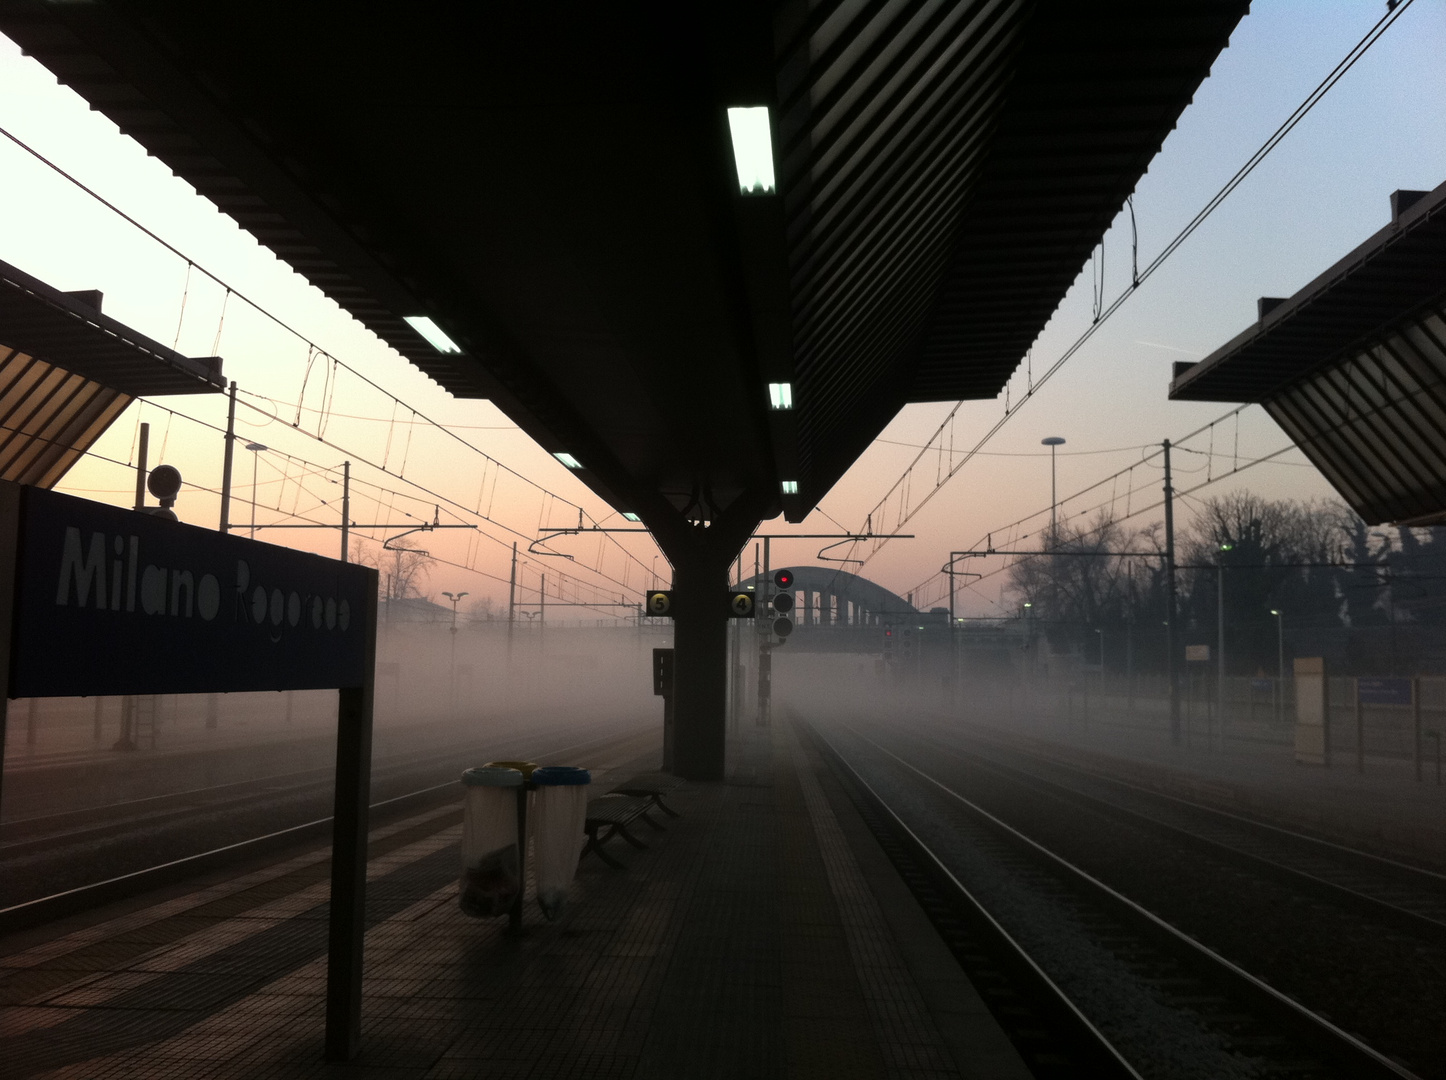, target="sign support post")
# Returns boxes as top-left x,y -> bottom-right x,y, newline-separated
325,583 -> 377,1062
0,483 -> 20,816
